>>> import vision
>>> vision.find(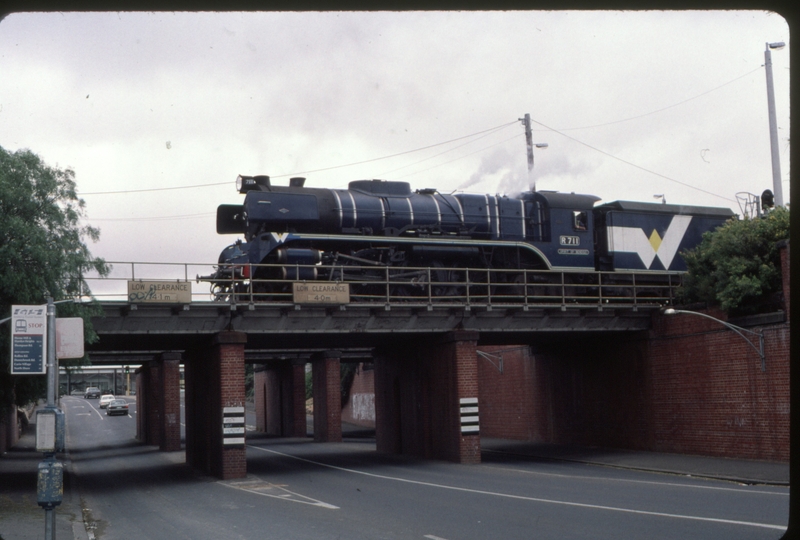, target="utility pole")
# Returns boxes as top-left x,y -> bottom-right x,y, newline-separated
519,114 -> 534,191
519,113 -> 548,192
